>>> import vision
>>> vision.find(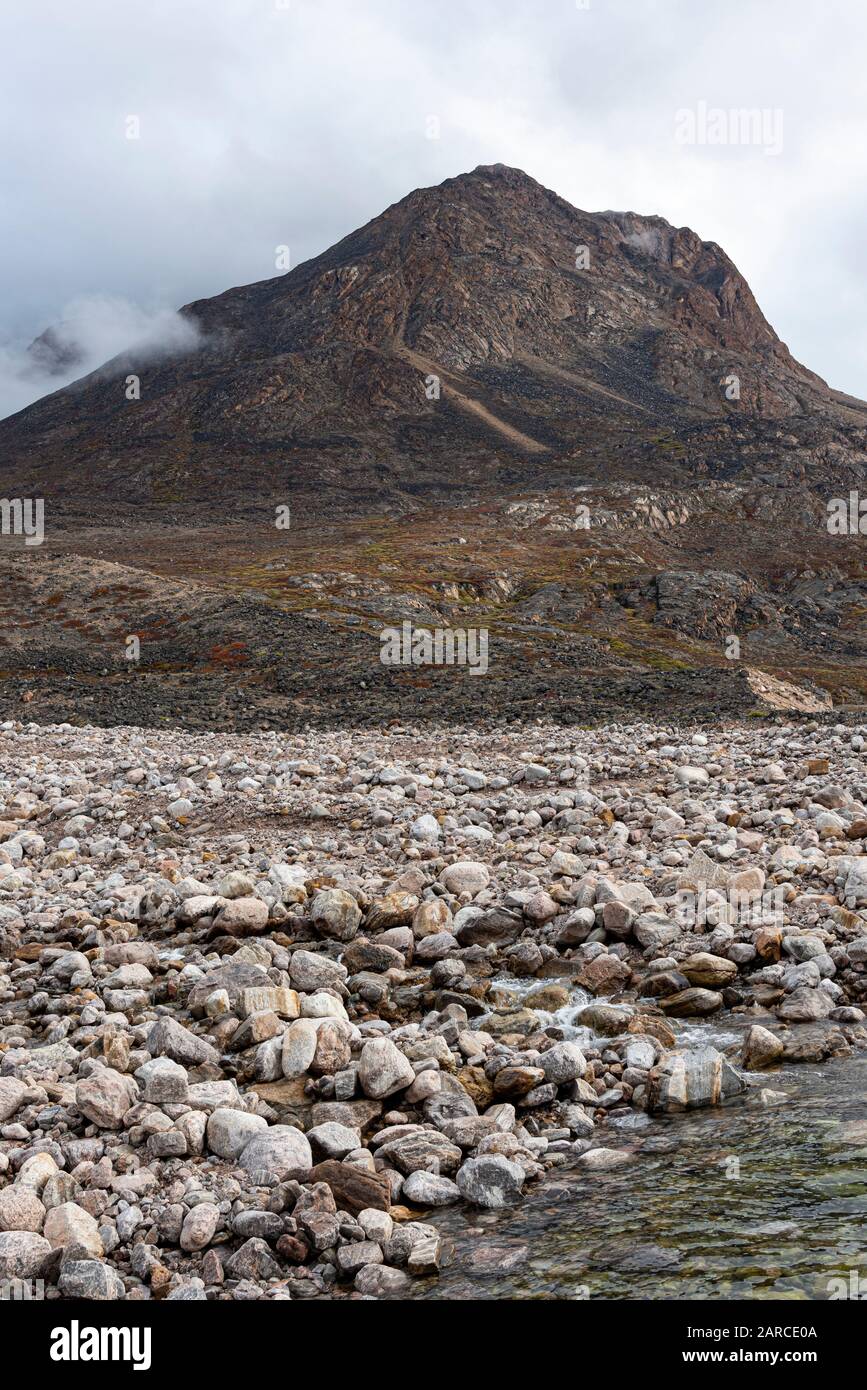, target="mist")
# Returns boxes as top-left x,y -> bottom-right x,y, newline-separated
0,296 -> 201,420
